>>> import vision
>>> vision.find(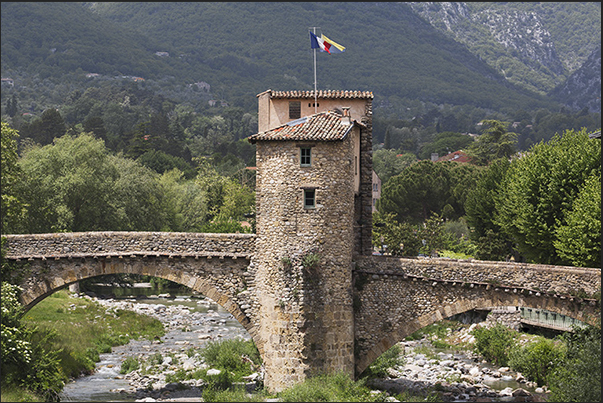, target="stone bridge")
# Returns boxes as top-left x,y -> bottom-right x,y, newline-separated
3,231 -> 600,387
